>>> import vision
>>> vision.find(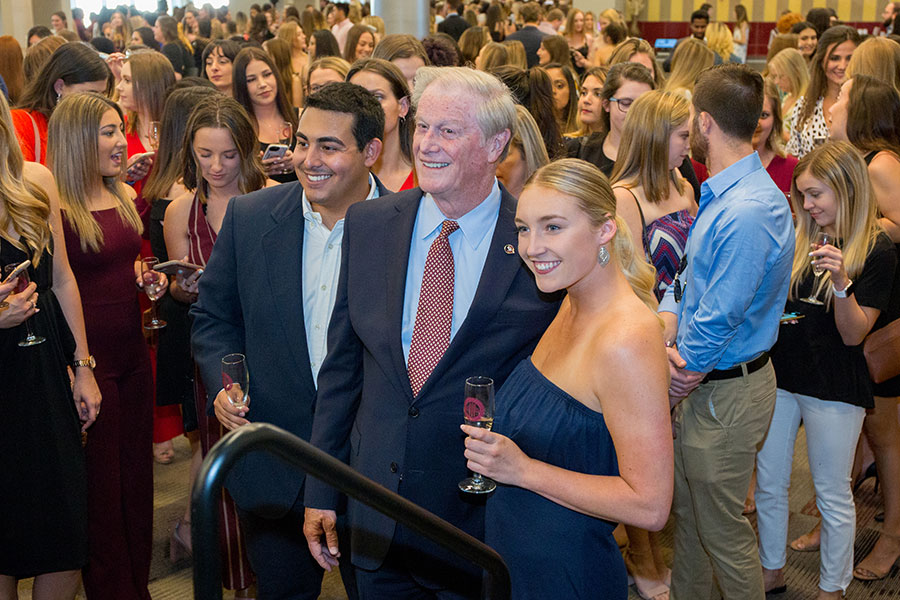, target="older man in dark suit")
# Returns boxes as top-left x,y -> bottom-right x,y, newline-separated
303,67 -> 560,599
190,82 -> 387,600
